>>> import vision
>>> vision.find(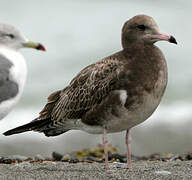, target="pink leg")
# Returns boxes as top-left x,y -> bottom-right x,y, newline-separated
125,129 -> 131,169
103,128 -> 110,171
